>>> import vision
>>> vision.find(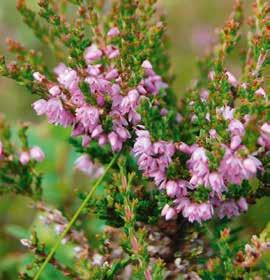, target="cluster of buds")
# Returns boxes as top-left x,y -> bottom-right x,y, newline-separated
19,146 -> 45,165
